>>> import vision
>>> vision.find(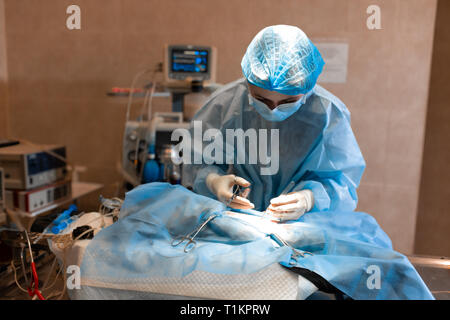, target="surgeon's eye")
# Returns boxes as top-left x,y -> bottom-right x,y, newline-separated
256,97 -> 273,106
279,97 -> 301,104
